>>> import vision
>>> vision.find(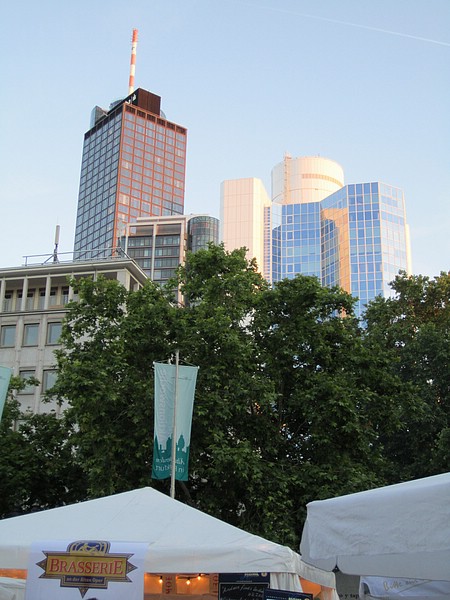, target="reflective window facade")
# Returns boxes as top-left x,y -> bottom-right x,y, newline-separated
271,182 -> 410,316
272,202 -> 322,281
74,89 -> 187,258
188,216 -> 219,253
